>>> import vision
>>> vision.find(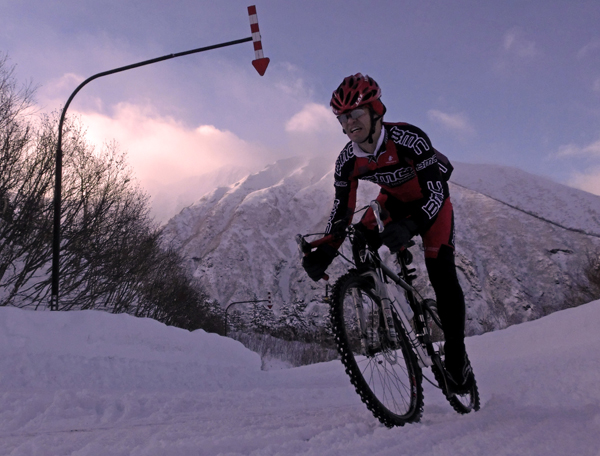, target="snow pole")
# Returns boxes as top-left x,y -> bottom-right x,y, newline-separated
248,5 -> 270,76
50,7 -> 271,311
